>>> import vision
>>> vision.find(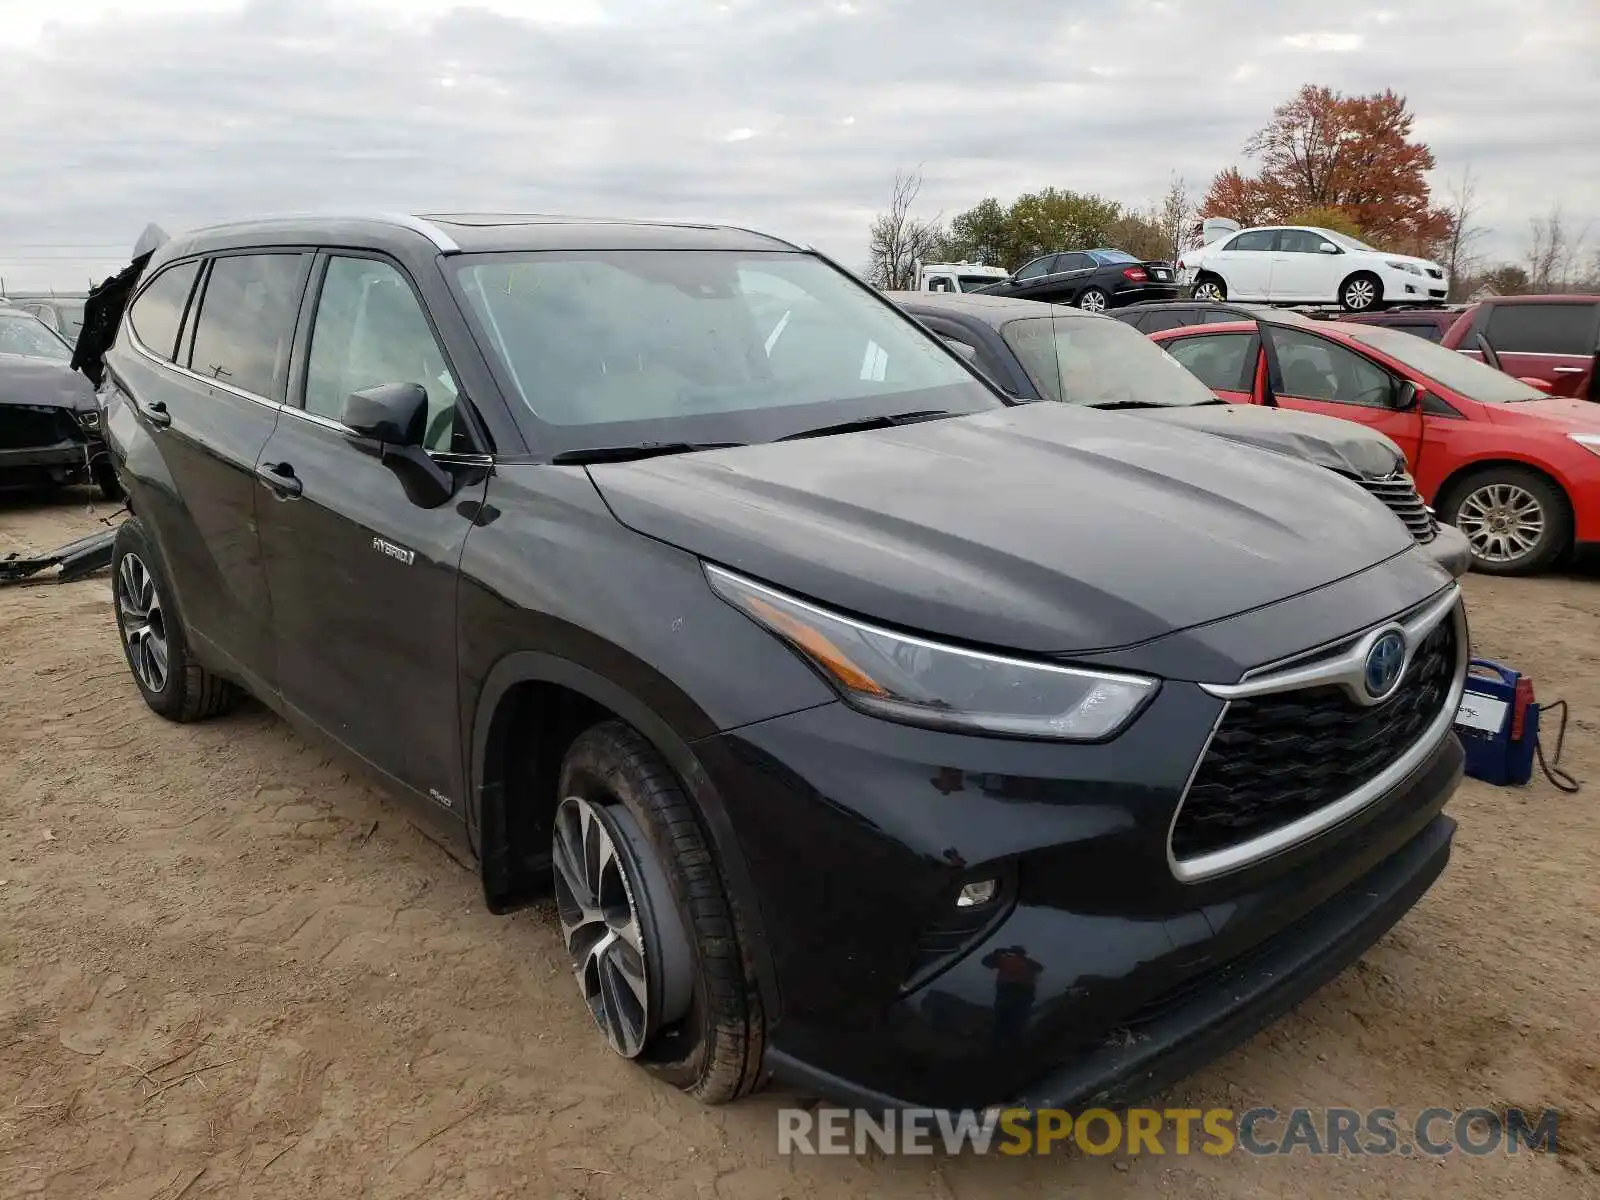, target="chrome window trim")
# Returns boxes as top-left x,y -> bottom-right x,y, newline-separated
371,213 -> 461,253
129,326 -> 283,412
129,330 -> 494,467
1168,590 -> 1467,884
